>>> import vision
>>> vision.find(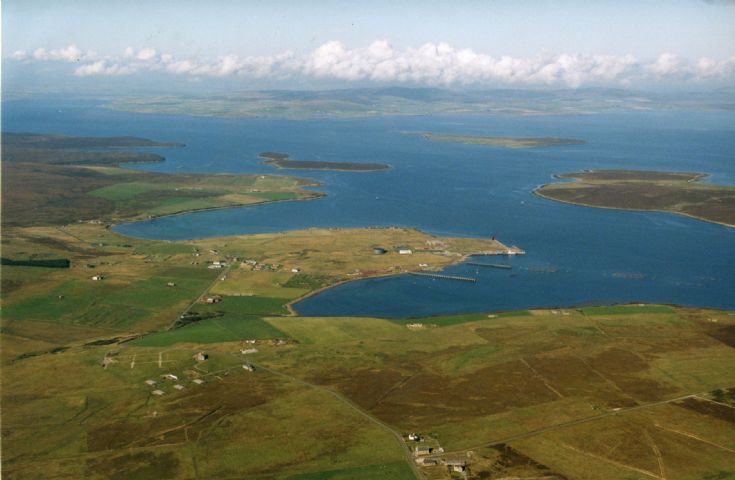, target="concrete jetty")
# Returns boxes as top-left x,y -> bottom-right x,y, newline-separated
409,272 -> 477,282
468,262 -> 512,269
